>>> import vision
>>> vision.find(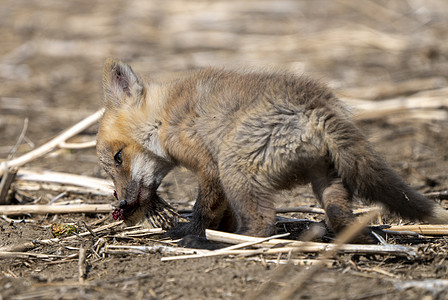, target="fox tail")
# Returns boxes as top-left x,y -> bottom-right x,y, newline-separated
323,113 -> 448,224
